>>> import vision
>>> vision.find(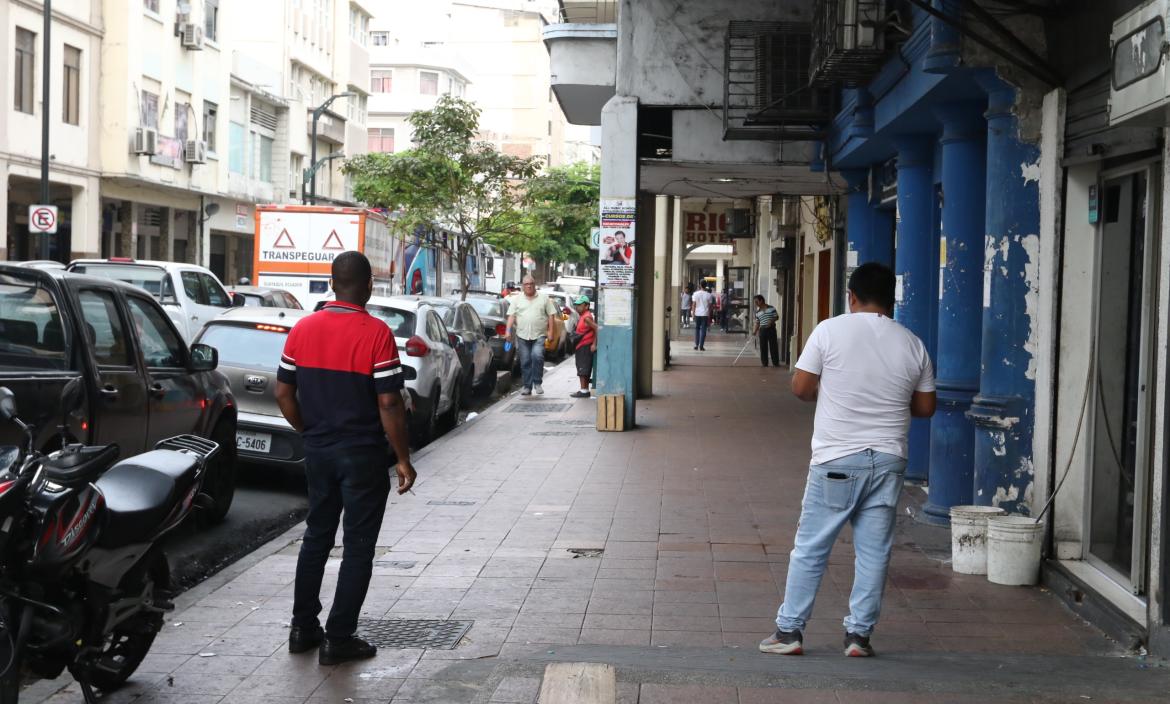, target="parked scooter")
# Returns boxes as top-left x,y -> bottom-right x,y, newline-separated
0,386 -> 220,703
